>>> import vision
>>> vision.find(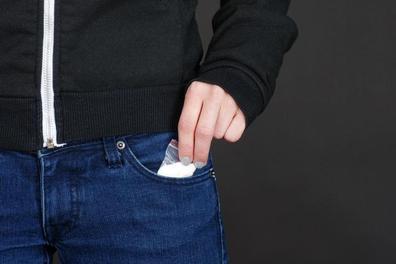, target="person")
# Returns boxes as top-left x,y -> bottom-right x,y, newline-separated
0,0 -> 298,263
